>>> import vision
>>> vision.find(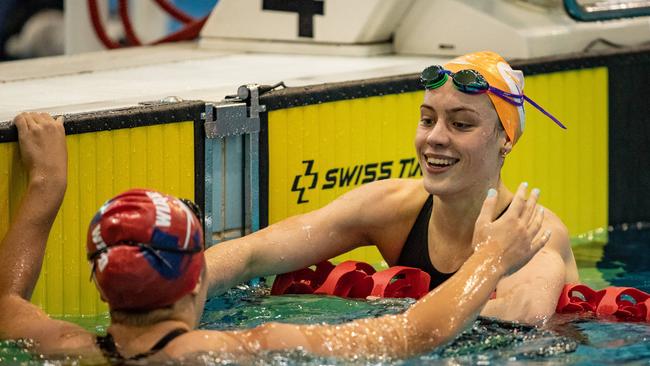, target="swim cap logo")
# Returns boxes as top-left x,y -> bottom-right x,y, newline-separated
146,191 -> 172,227
497,61 -> 526,132
92,224 -> 109,272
